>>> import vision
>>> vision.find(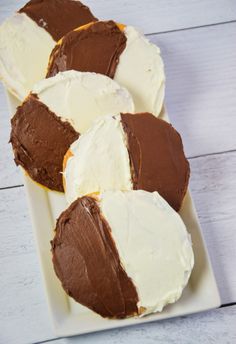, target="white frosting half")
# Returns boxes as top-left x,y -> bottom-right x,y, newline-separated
0,13 -> 55,100
65,115 -> 132,204
33,70 -> 134,133
115,26 -> 165,117
99,190 -> 194,315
